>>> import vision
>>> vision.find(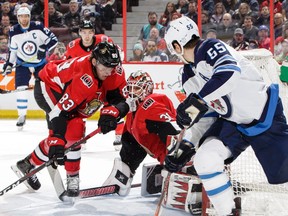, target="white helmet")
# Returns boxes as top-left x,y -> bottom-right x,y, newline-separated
164,16 -> 199,56
17,7 -> 31,17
